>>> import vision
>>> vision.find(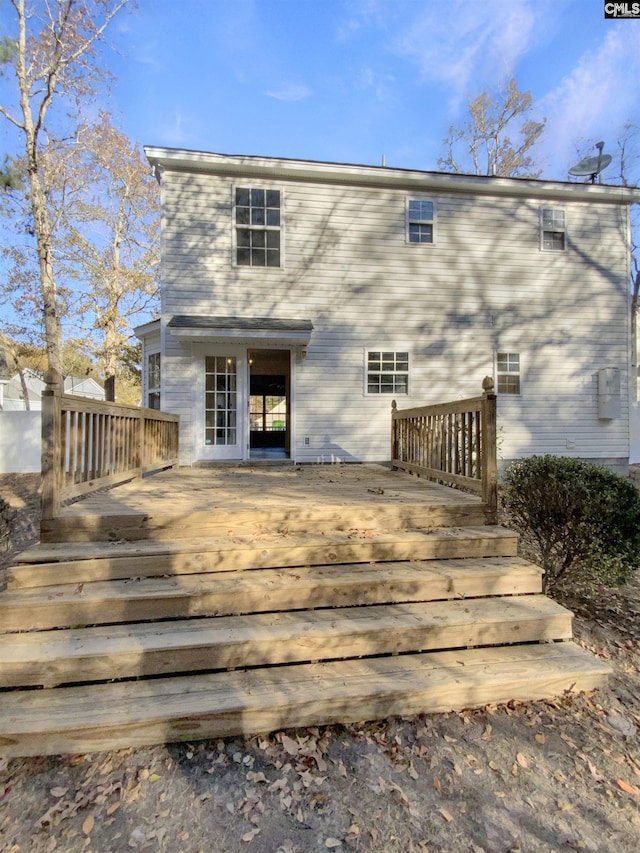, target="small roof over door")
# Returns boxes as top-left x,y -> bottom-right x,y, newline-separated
167,315 -> 313,347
